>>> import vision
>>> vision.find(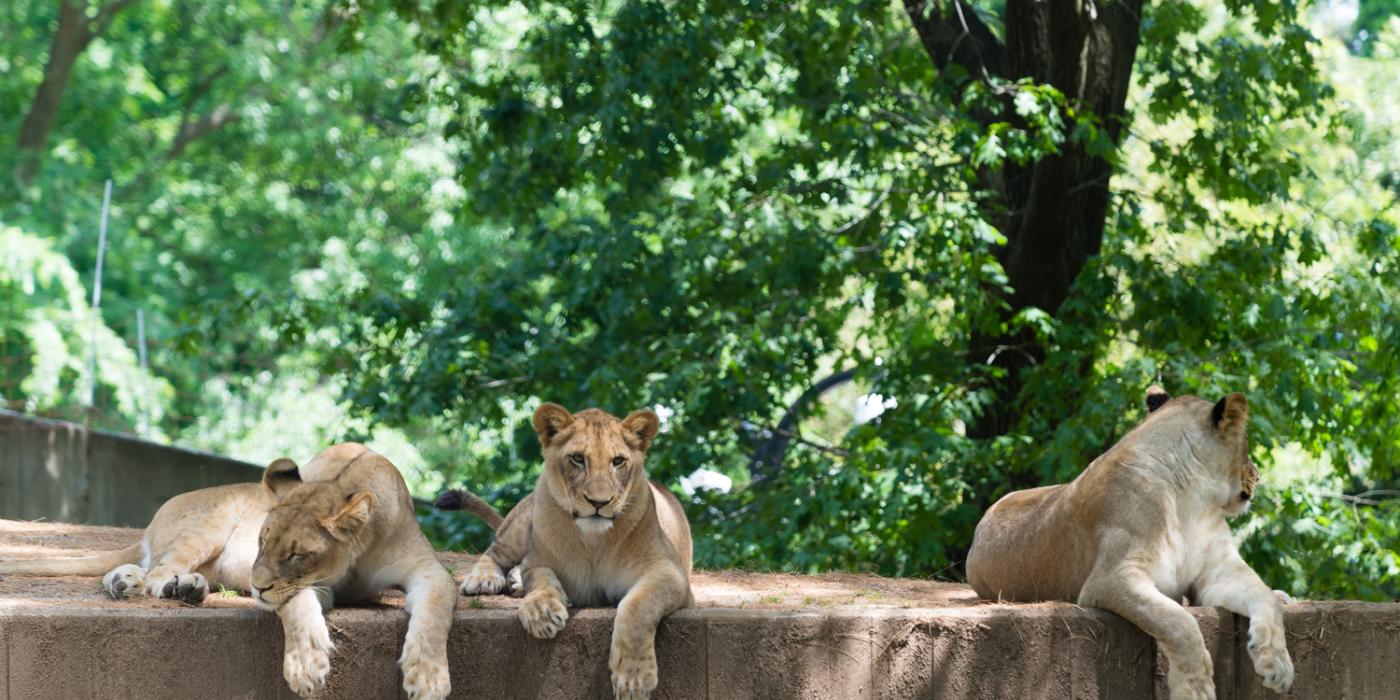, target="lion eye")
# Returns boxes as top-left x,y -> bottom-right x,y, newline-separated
285,551 -> 304,563
569,453 -> 585,468
611,456 -> 626,467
